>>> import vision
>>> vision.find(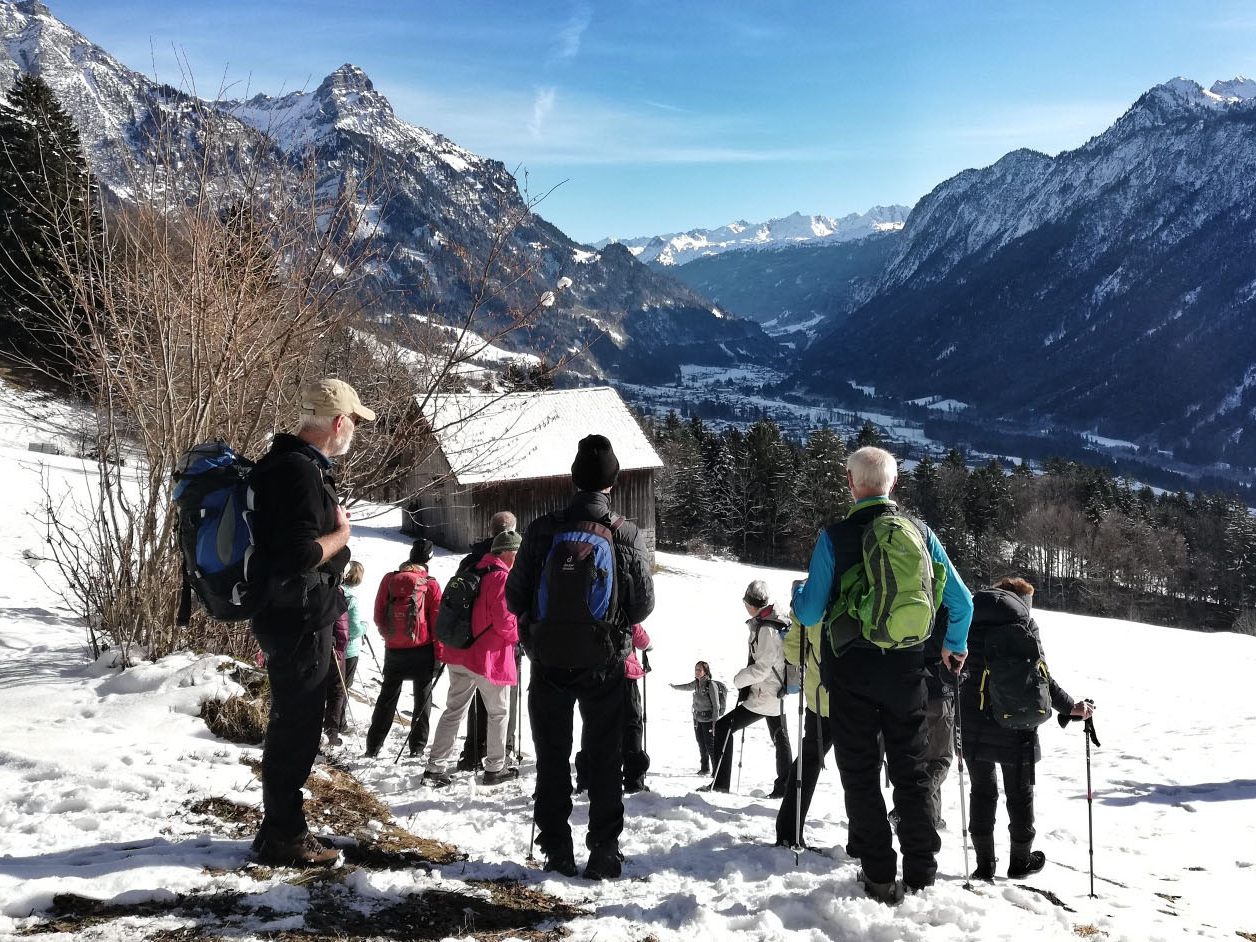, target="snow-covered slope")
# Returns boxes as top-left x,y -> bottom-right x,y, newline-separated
0,378 -> 1253,940
601,206 -> 910,267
